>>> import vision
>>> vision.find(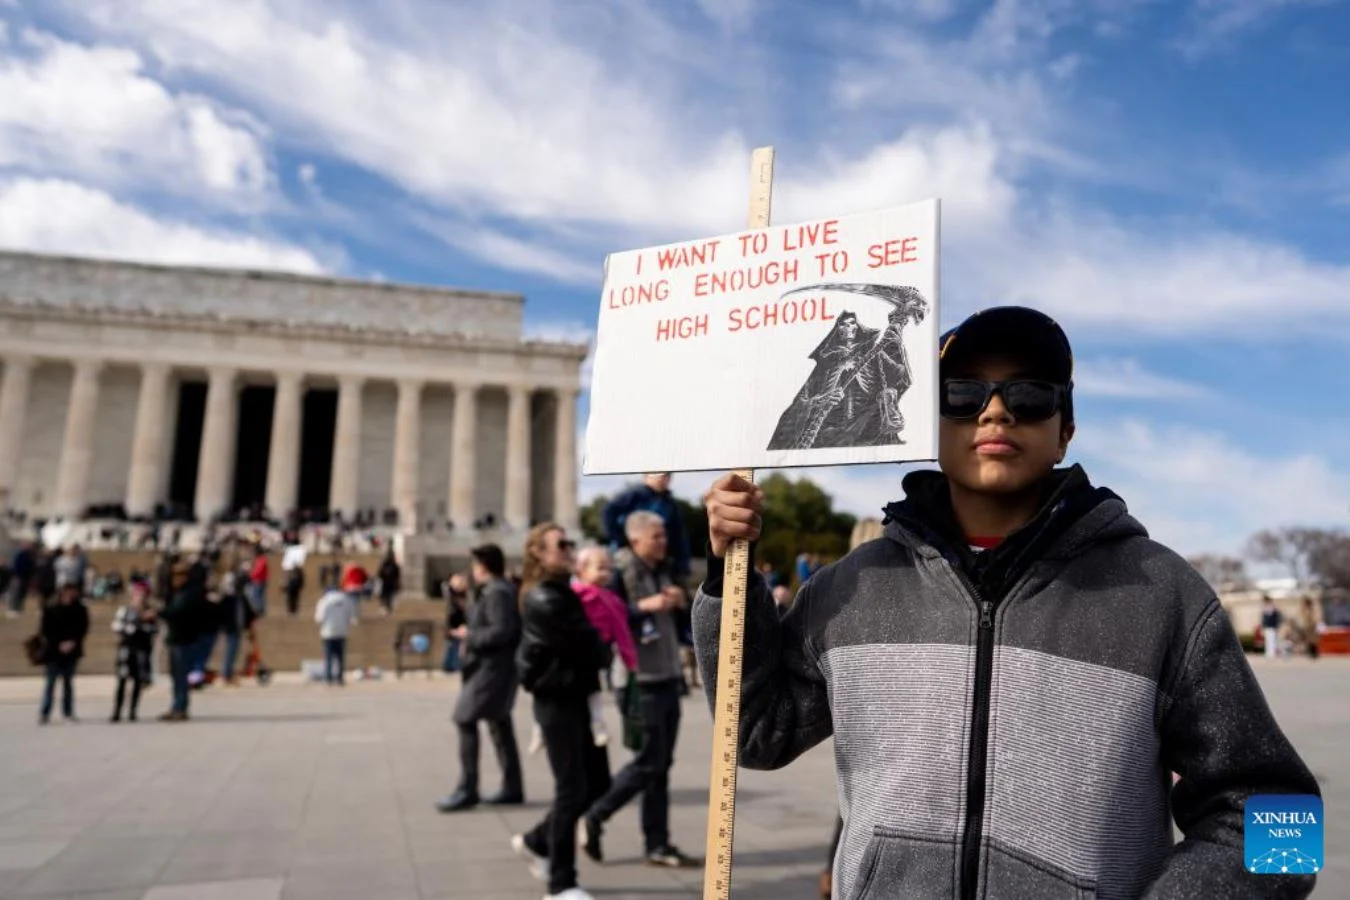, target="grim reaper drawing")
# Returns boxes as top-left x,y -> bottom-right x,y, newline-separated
767,284 -> 929,451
